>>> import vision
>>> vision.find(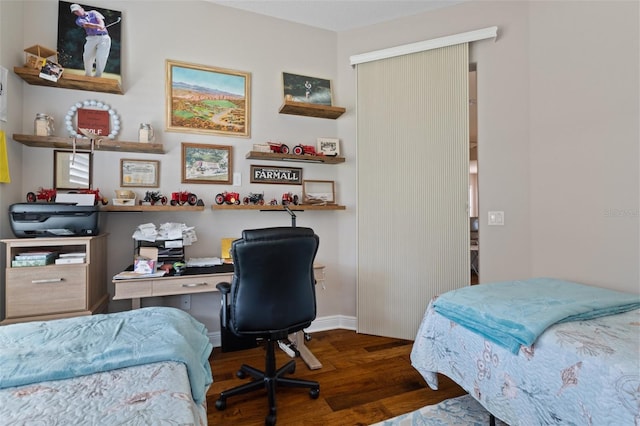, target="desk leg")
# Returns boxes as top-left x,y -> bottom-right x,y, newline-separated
131,298 -> 141,310
289,330 -> 322,370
